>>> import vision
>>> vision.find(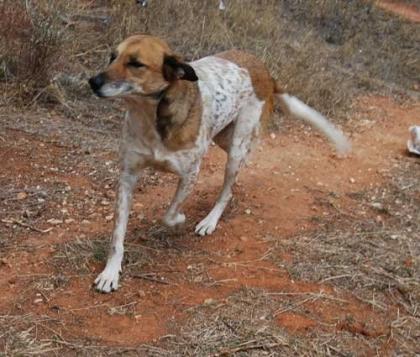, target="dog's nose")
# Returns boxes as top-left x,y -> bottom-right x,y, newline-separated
88,73 -> 107,94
